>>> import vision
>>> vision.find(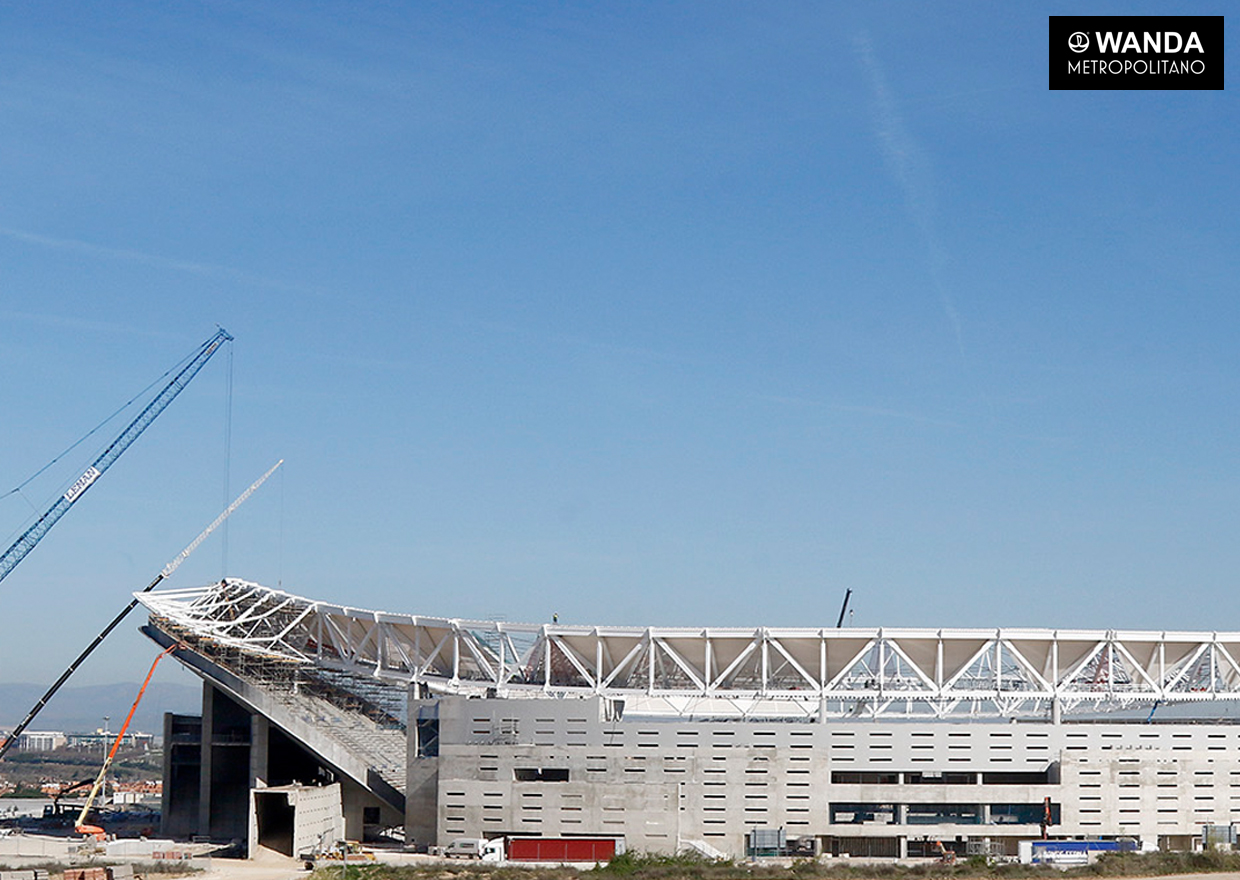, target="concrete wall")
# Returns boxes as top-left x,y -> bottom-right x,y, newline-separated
410,694 -> 1240,857
1060,754 -> 1240,839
